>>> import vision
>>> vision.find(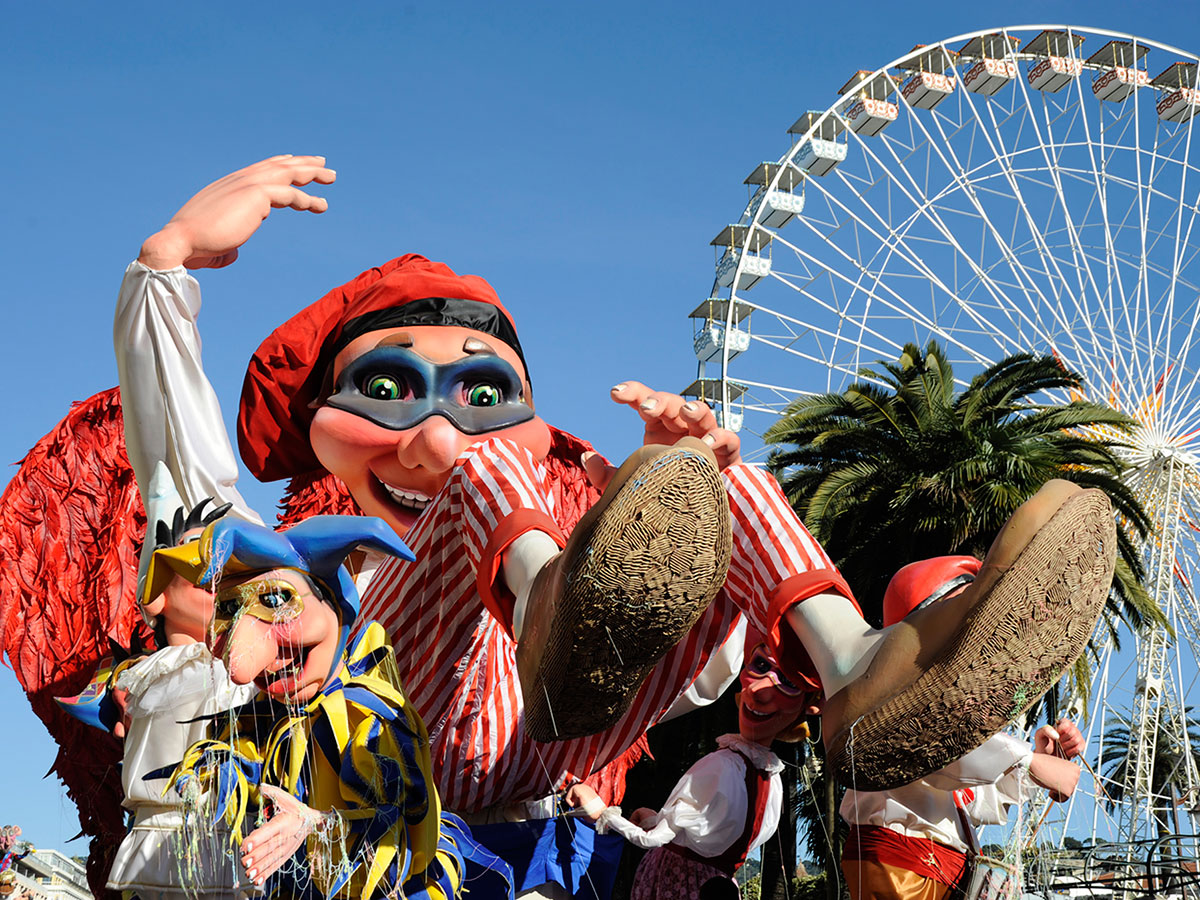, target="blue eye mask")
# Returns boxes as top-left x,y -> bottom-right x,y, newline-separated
325,345 -> 536,434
